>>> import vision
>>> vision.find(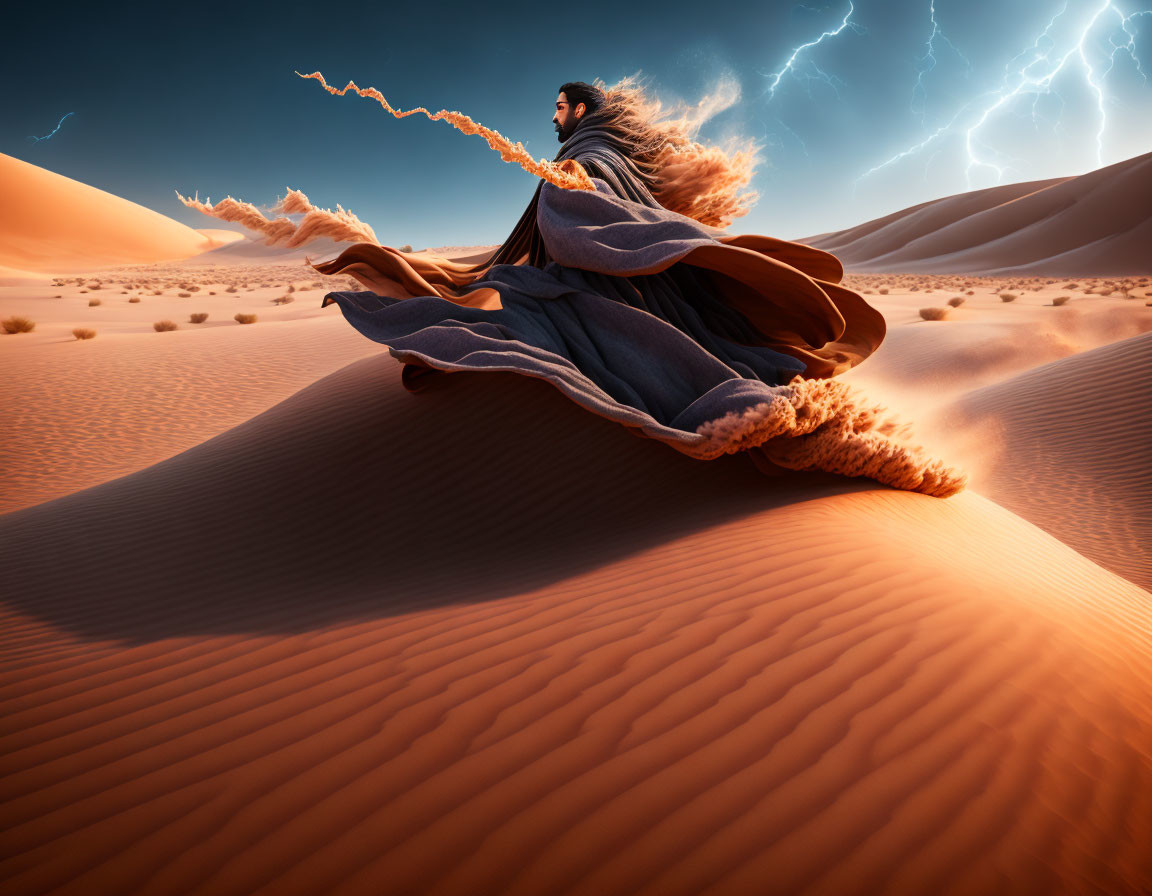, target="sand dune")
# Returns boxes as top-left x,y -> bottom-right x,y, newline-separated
0,153 -> 218,272
1,355 -> 1150,895
0,264 -> 50,287
941,330 -> 1152,591
181,234 -> 359,266
801,150 -> 1152,276
195,229 -> 247,249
